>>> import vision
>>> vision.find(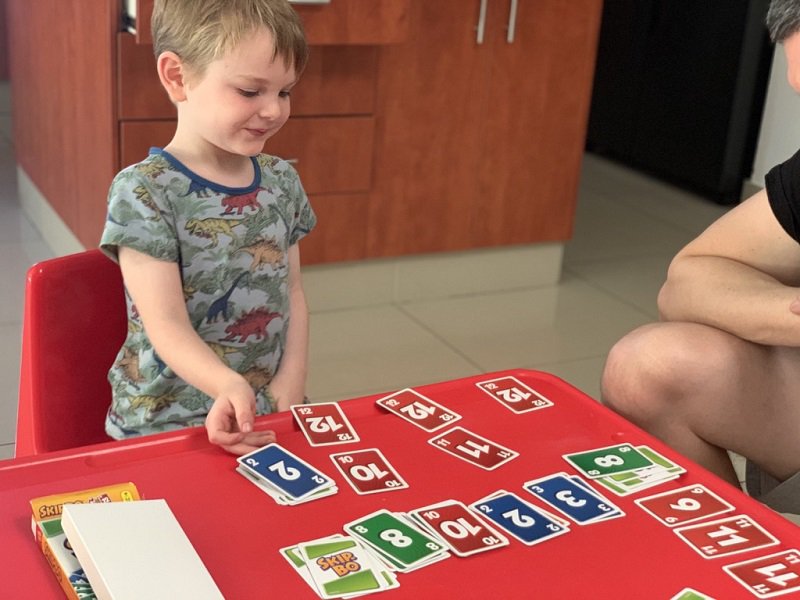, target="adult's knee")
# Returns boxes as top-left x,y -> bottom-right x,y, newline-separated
602,323 -> 725,424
